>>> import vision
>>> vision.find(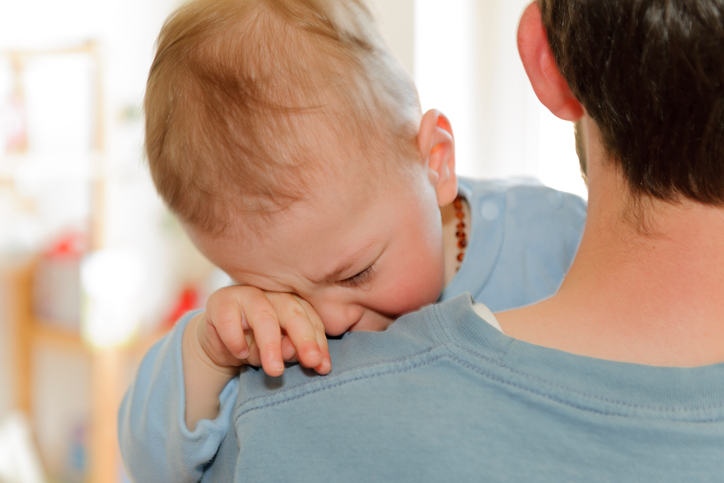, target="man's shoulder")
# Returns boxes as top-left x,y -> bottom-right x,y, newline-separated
234,295 -> 476,413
